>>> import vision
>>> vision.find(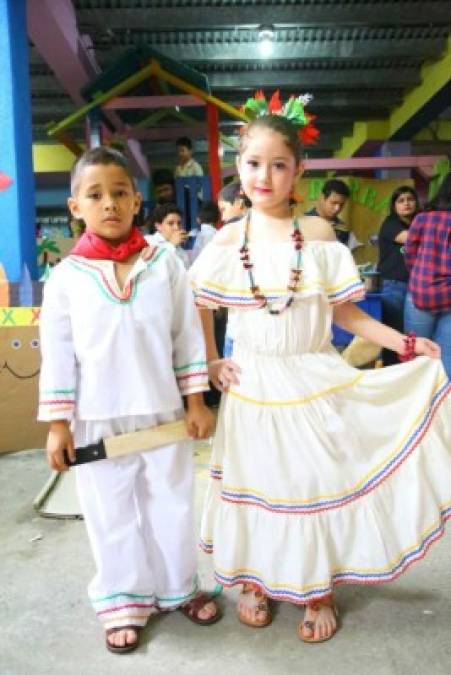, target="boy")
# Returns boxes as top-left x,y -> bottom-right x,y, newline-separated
39,147 -> 220,654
